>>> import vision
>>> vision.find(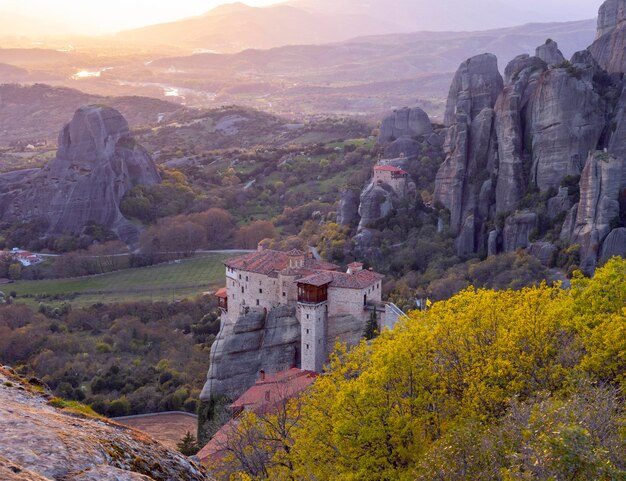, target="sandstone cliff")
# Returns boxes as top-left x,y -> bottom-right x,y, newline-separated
428,1 -> 626,267
0,367 -> 209,481
378,107 -> 433,144
0,106 -> 161,243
